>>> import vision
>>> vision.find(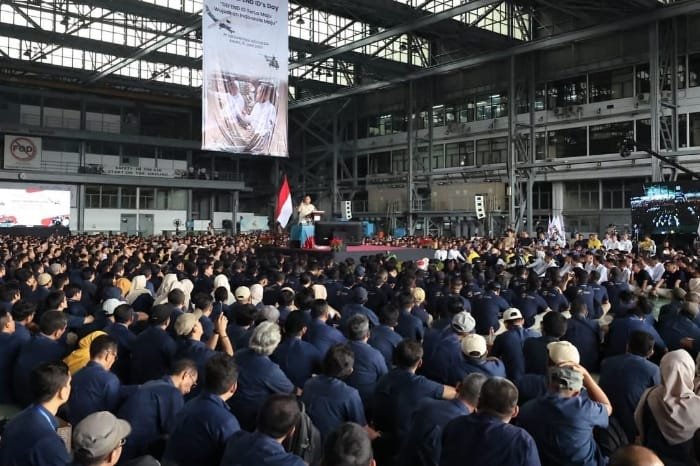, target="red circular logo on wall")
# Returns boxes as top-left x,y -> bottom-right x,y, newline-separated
9,137 -> 37,161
